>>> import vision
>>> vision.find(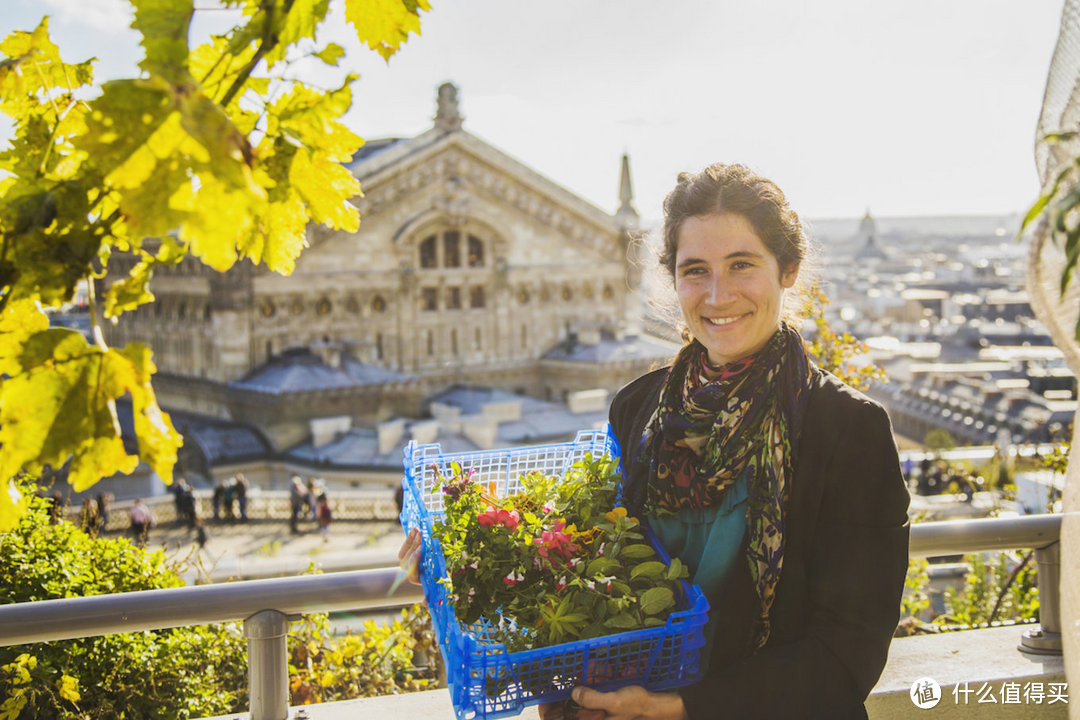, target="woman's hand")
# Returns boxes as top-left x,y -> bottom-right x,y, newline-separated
397,527 -> 423,585
538,686 -> 688,720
